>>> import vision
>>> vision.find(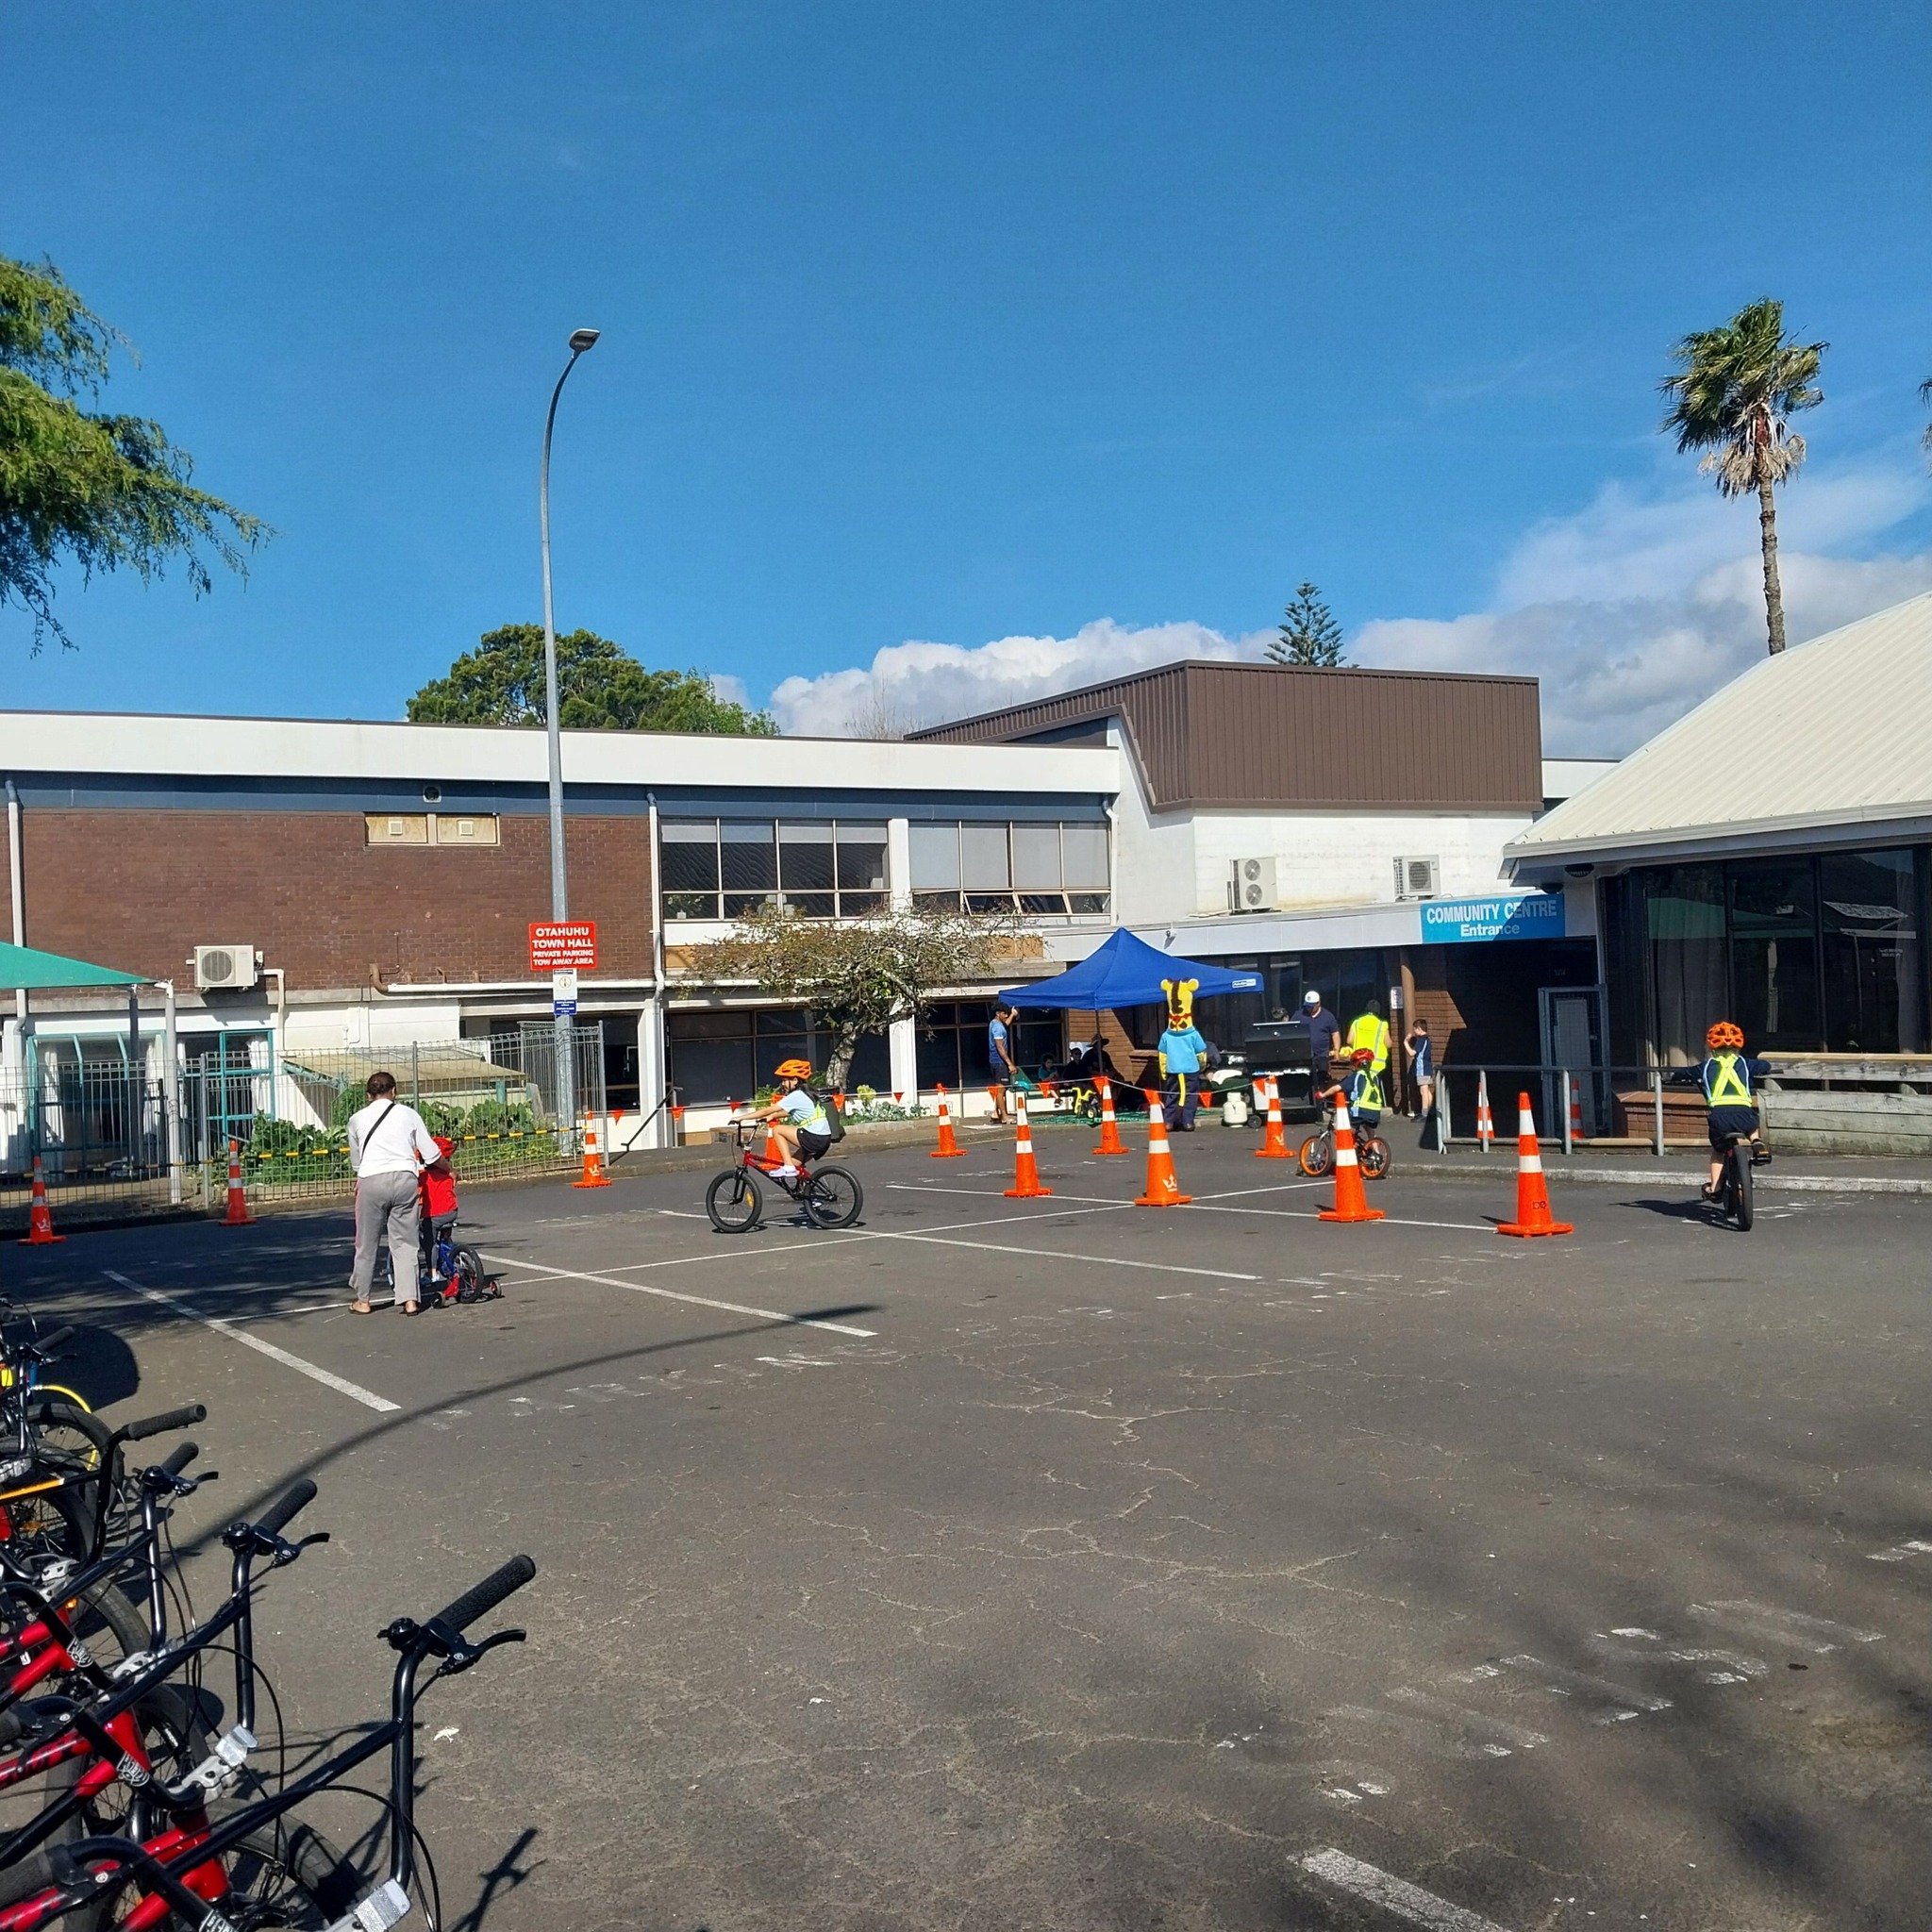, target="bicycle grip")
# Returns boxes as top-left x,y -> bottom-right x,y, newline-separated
159,1441 -> 199,1478
35,1327 -> 74,1354
123,1405 -> 207,1442
253,1478 -> 317,1540
431,1554 -> 536,1634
